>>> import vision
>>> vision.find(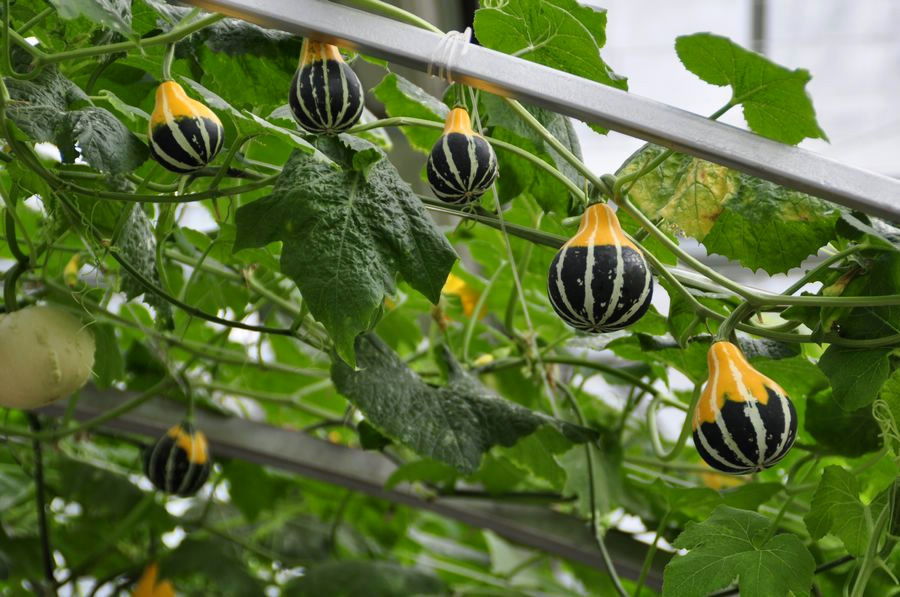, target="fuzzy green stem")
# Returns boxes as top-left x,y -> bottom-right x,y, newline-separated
161,43 -> 176,81
647,384 -> 702,461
